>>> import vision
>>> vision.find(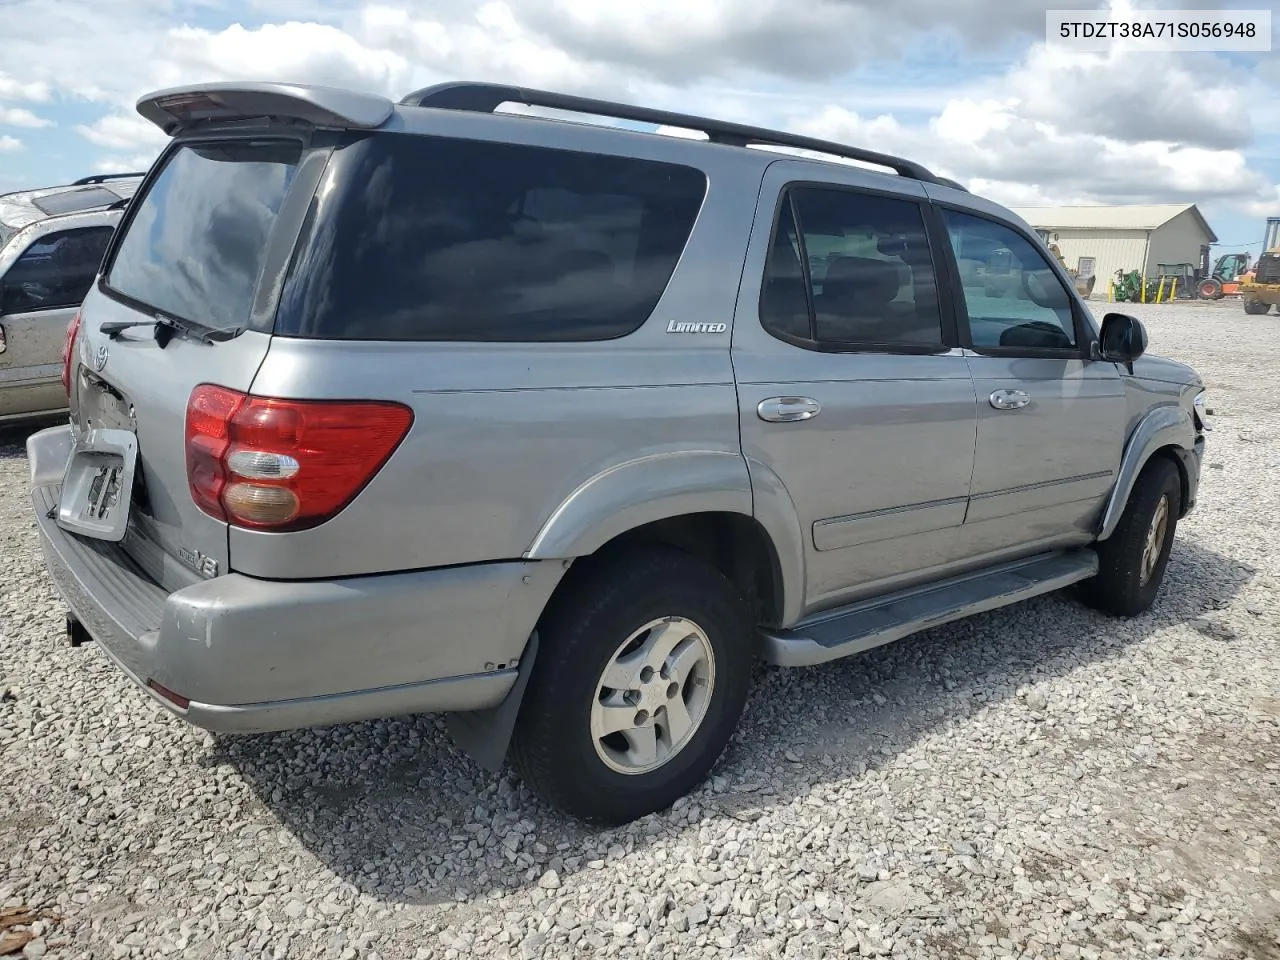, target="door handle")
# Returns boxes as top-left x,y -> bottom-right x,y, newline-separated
0,323 -> 6,354
757,396 -> 821,422
989,389 -> 1030,410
